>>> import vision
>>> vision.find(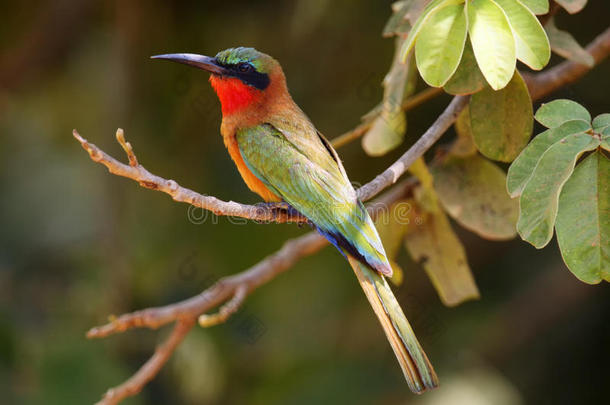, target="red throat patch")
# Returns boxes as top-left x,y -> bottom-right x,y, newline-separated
209,76 -> 264,116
